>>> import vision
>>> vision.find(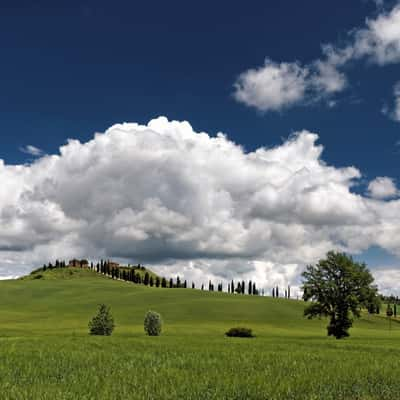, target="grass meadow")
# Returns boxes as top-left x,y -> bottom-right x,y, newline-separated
1,268 -> 399,399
